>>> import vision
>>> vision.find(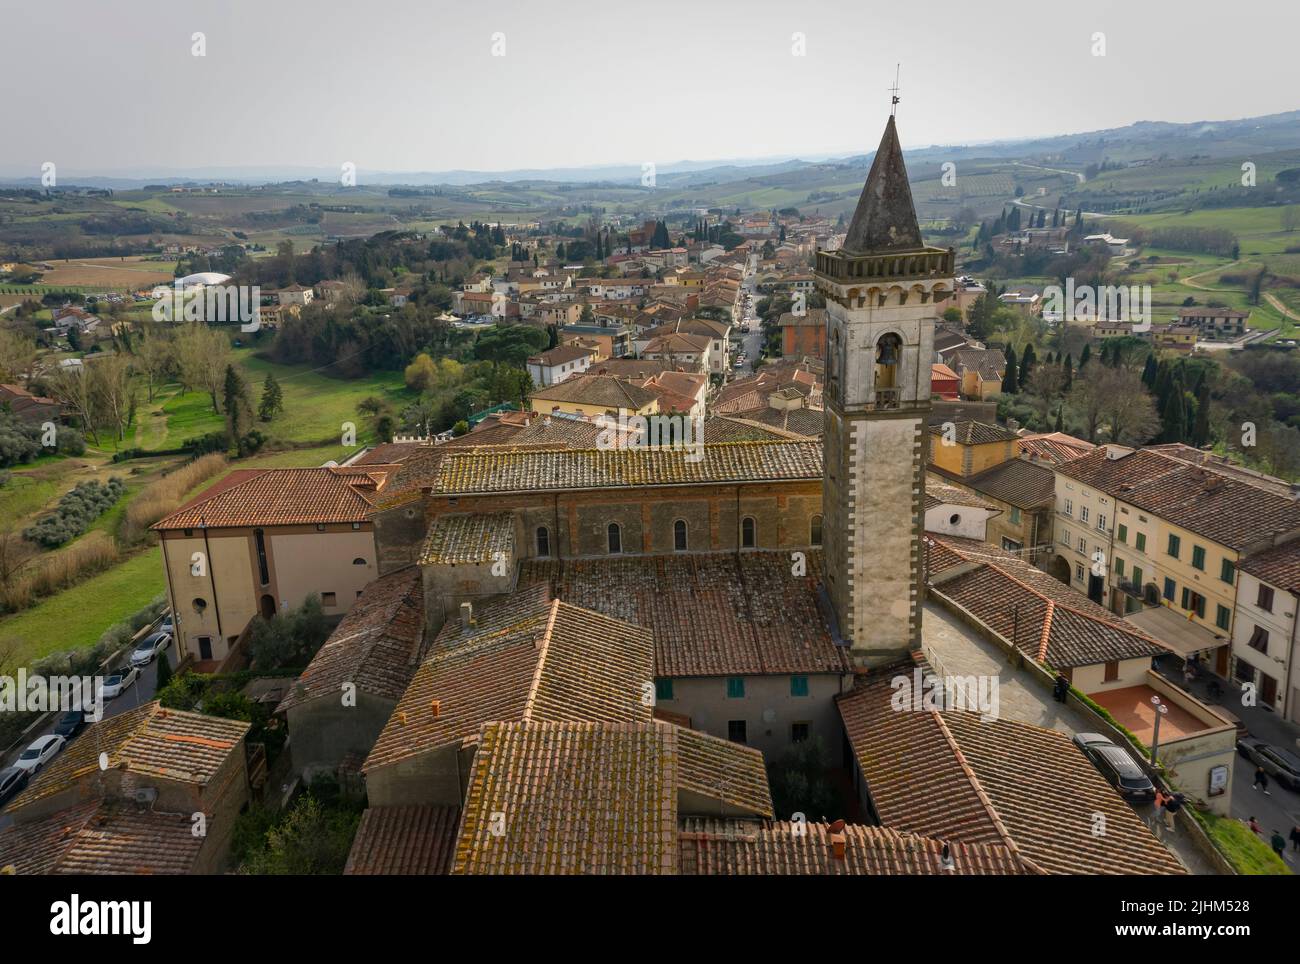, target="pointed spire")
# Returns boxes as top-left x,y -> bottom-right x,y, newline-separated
842,116 -> 923,254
